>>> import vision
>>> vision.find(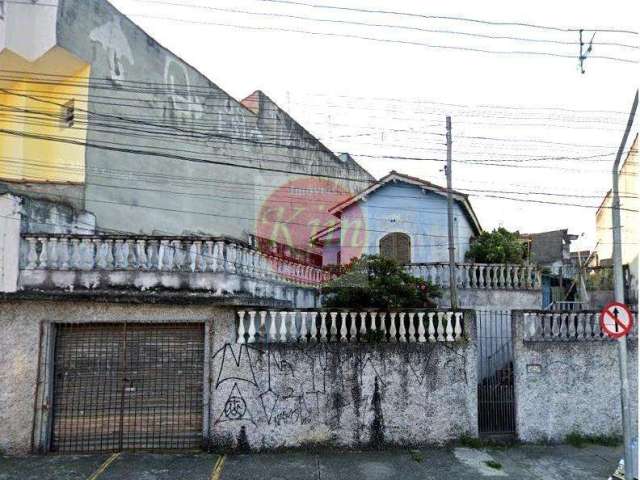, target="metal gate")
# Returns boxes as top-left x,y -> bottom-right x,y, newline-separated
476,310 -> 516,436
51,323 -> 204,452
